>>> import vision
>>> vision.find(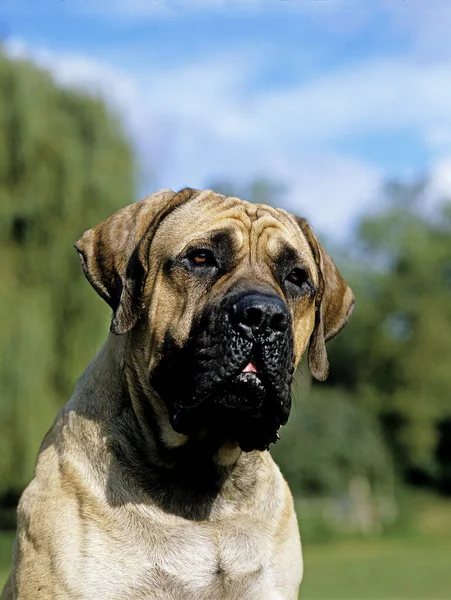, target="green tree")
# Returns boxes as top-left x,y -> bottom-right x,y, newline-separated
327,180 -> 451,489
272,387 -> 393,498
207,177 -> 286,206
0,52 -> 135,496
